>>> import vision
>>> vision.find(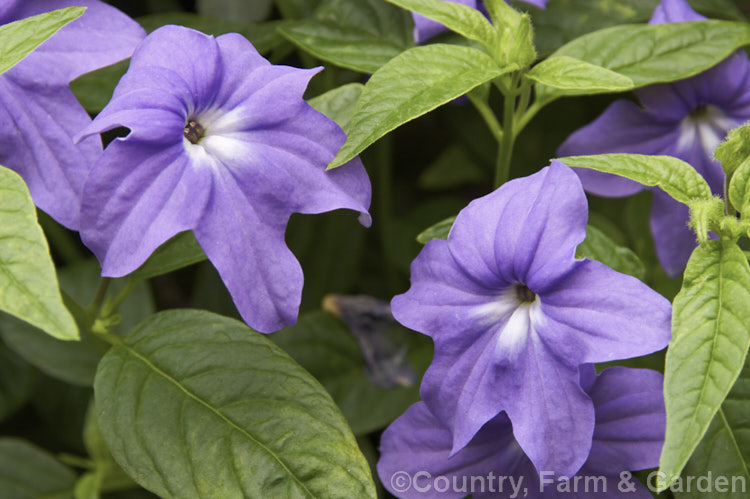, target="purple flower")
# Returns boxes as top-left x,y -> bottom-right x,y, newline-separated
0,1 -> 144,229
76,26 -> 372,333
557,0 -> 750,276
413,0 -> 548,43
391,162 -> 671,477
378,366 -> 665,498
